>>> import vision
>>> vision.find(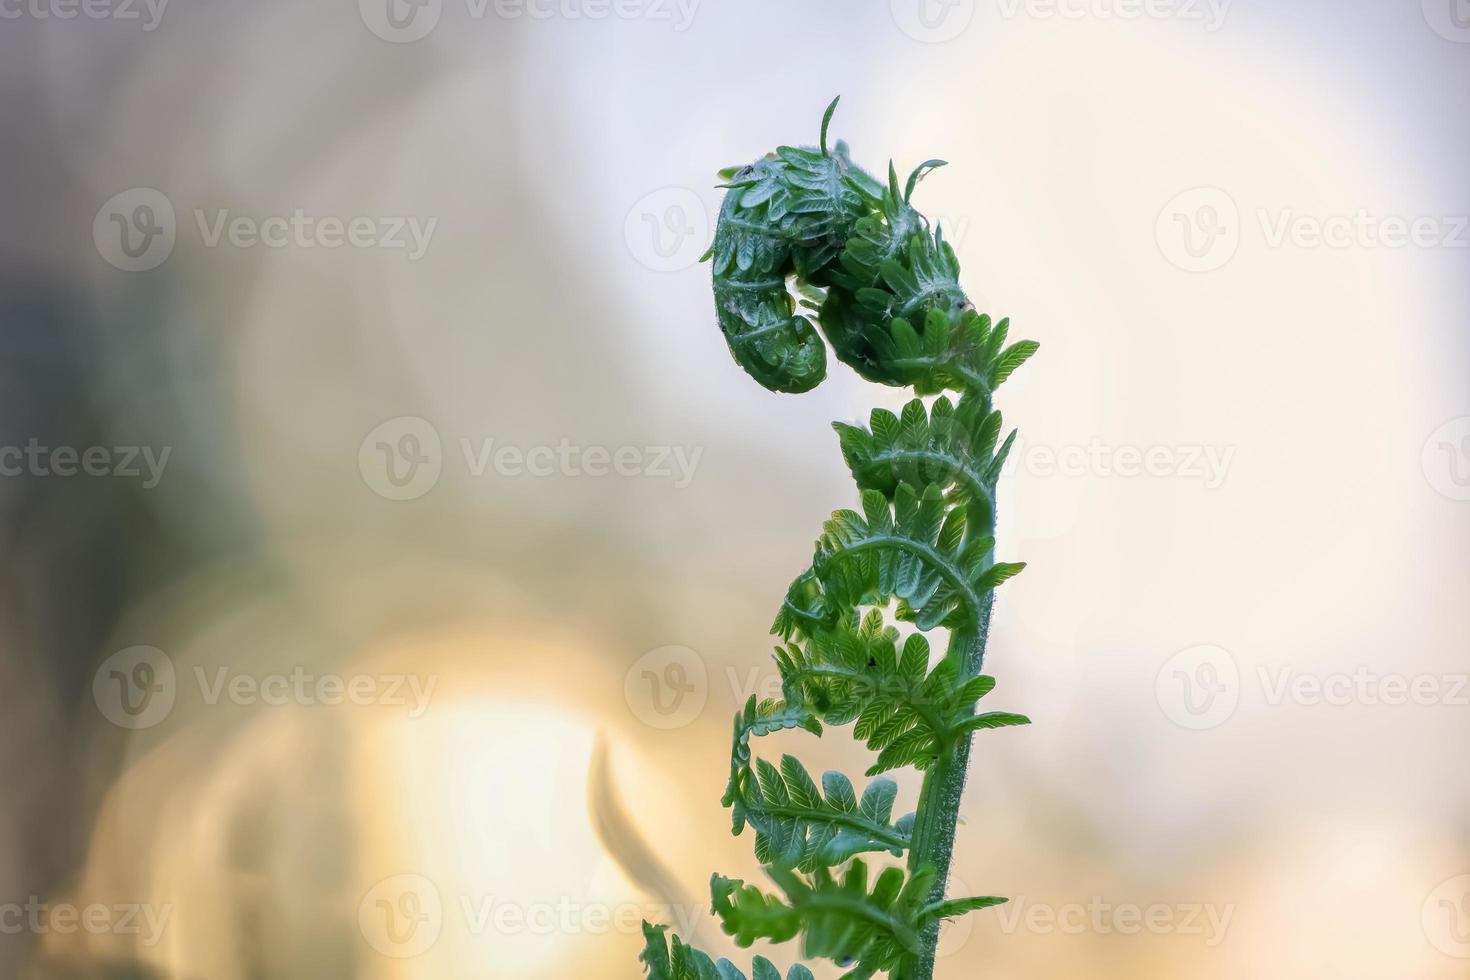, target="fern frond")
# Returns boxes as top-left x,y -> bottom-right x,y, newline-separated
828,301 -> 1039,399
711,862 -> 923,979
772,569 -> 828,641
708,155 -> 828,394
828,161 -> 954,311
722,696 -> 823,830
871,219 -> 968,324
639,922 -> 814,980
649,98 -> 1040,980
726,751 -> 913,871
711,862 -> 998,980
813,165 -> 974,387
777,610 -> 1029,775
878,309 -> 1038,397
834,393 -> 1016,532
769,143 -> 883,278
775,482 -> 1023,637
